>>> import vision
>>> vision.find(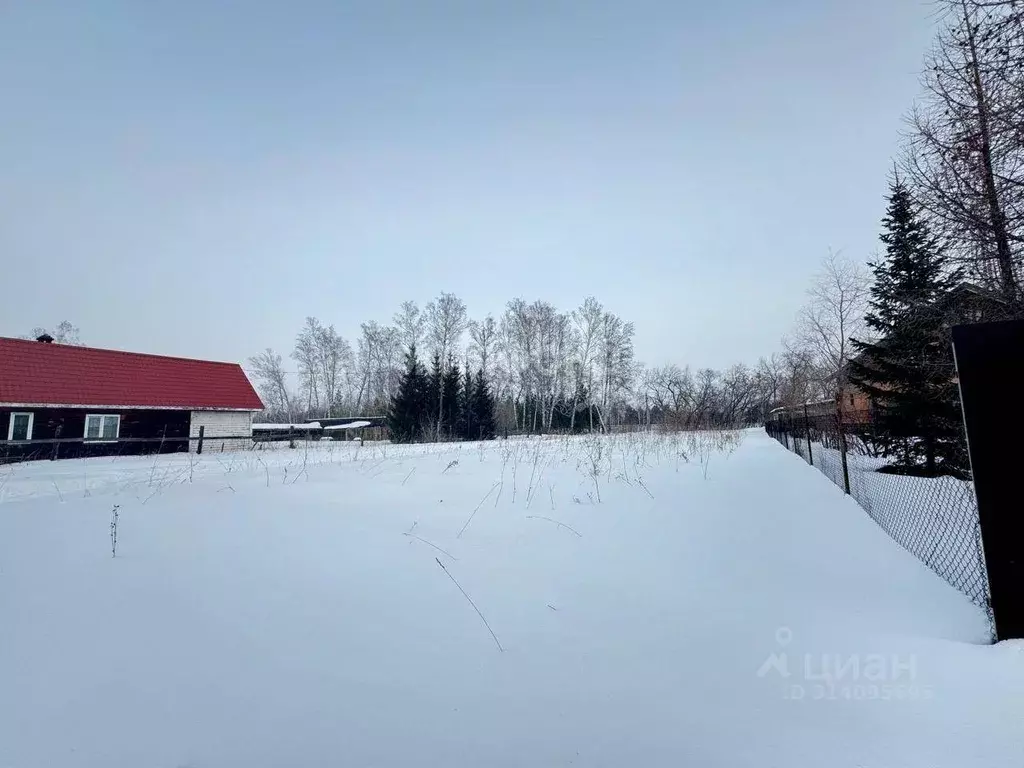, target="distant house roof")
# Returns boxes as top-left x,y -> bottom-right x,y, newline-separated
0,337 -> 264,411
